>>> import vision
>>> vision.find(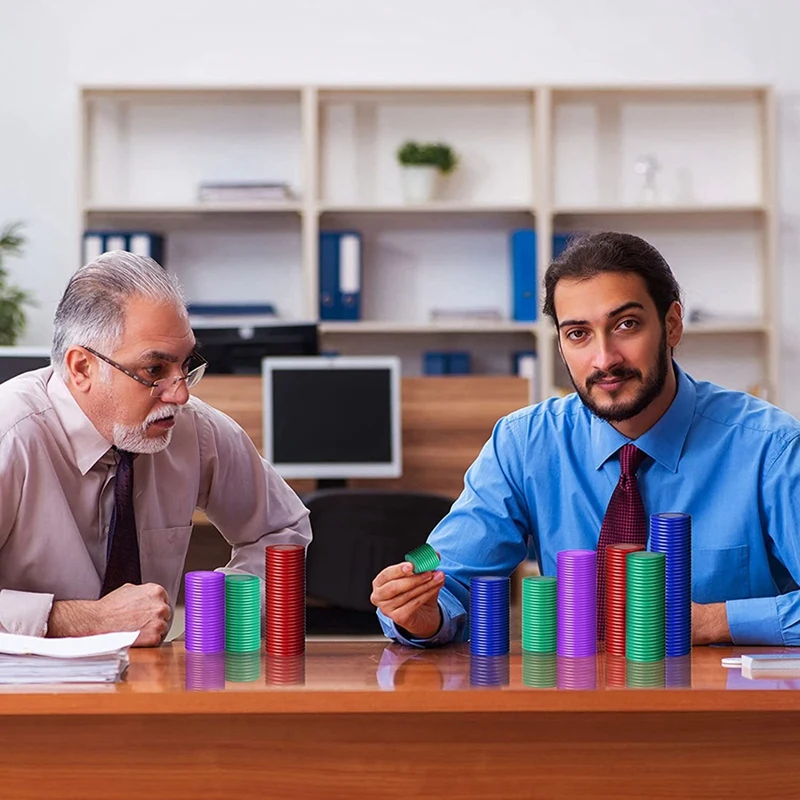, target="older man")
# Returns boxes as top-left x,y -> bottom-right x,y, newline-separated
0,251 -> 311,645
